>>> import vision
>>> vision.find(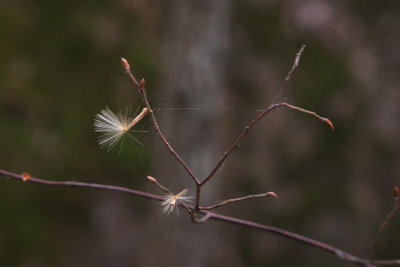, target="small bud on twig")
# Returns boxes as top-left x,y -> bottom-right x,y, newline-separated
323,118 -> 335,131
394,186 -> 399,197
266,192 -> 278,198
140,78 -> 145,88
146,175 -> 171,195
121,57 -> 130,73
147,175 -> 157,183
21,172 -> 31,182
